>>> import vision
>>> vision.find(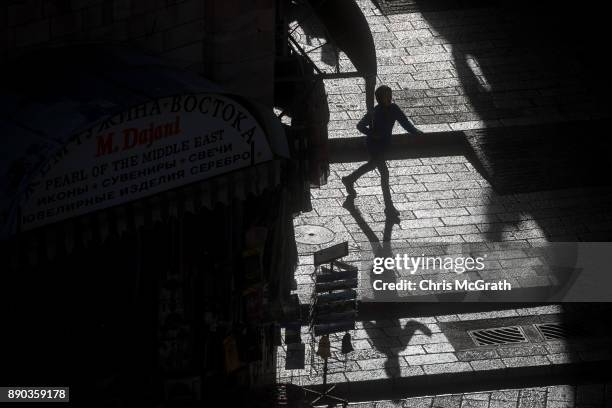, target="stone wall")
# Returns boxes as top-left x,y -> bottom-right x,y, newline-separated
1,0 -> 276,105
